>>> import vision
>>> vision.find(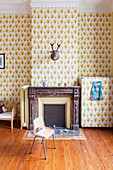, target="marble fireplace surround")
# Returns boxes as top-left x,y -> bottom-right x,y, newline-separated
38,97 -> 71,129
28,86 -> 81,130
